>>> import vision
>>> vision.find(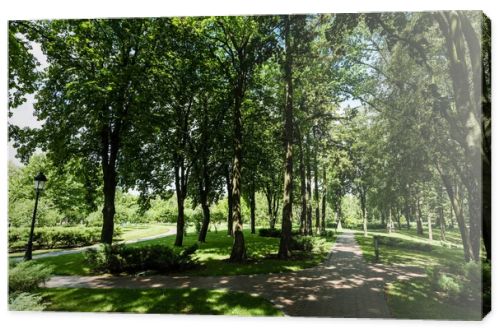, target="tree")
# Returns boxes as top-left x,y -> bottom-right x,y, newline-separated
12,19 -> 164,244
8,21 -> 39,110
203,16 -> 278,261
